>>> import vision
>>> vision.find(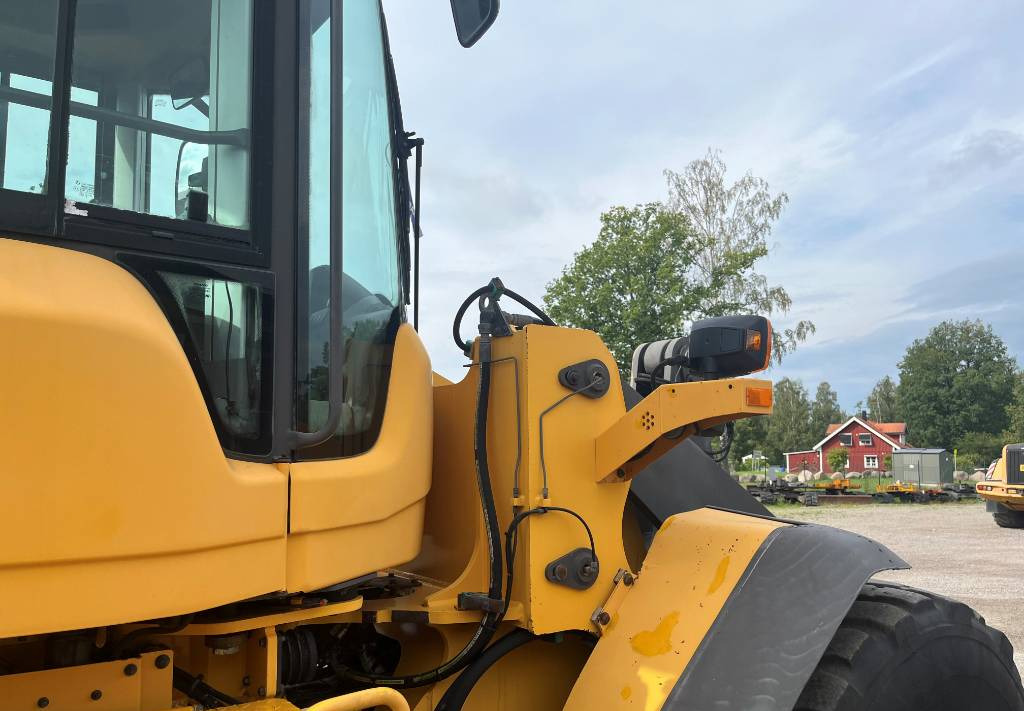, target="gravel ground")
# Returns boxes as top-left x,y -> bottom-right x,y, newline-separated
767,499 -> 1024,675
